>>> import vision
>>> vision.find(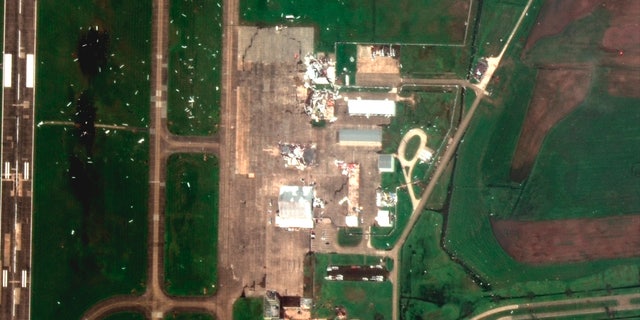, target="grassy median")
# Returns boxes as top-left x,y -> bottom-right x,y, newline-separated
164,153 -> 219,296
